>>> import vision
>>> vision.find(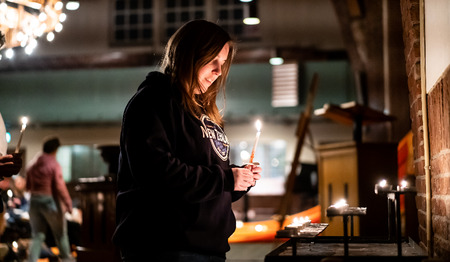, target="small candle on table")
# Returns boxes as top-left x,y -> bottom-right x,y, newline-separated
399,180 -> 408,191
15,117 -> 28,153
249,119 -> 261,163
